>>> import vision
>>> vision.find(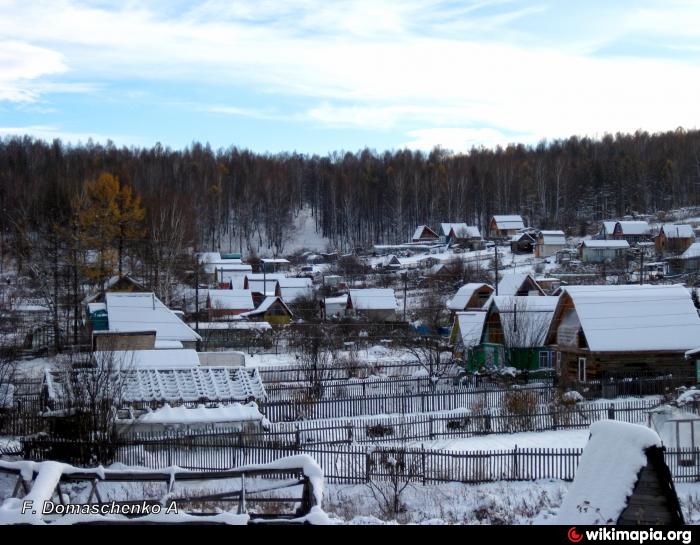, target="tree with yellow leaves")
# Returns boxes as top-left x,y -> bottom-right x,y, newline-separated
75,173 -> 145,288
